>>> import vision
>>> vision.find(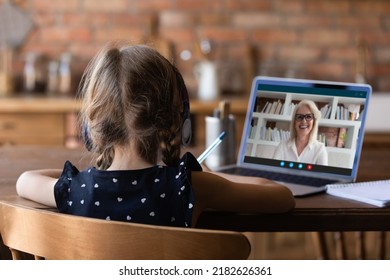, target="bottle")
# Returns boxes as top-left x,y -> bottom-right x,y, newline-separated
58,53 -> 72,96
46,60 -> 59,95
23,52 -> 37,92
0,45 -> 13,96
